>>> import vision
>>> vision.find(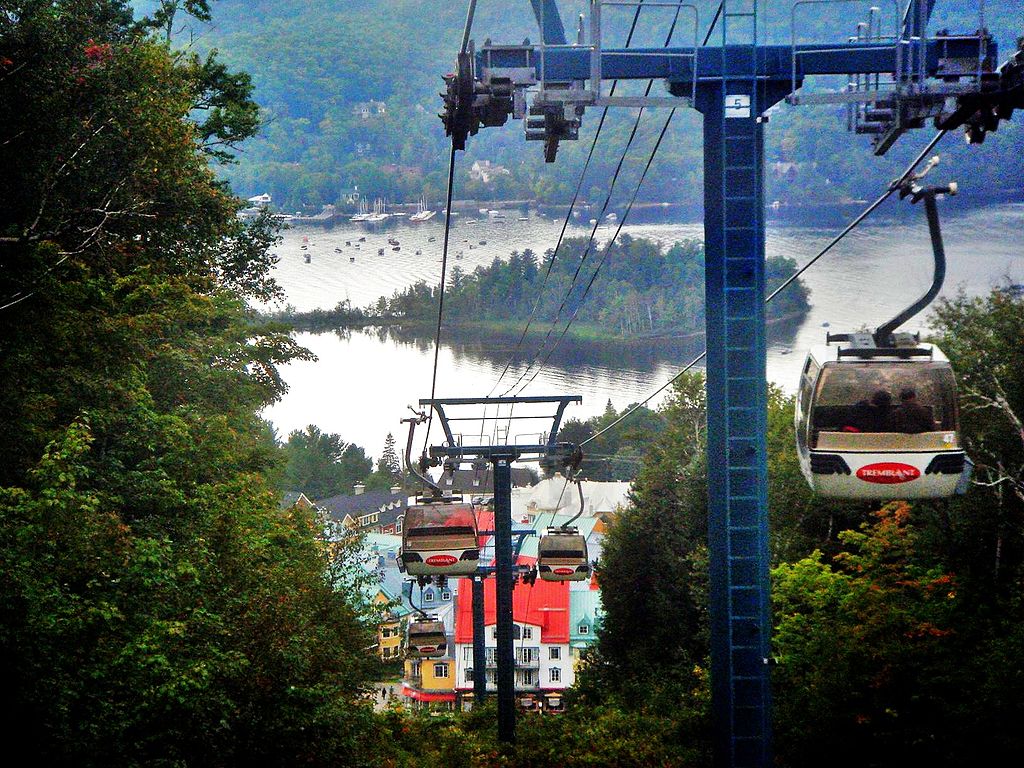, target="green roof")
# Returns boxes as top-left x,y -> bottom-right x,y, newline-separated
570,589 -> 603,641
515,513 -> 598,559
